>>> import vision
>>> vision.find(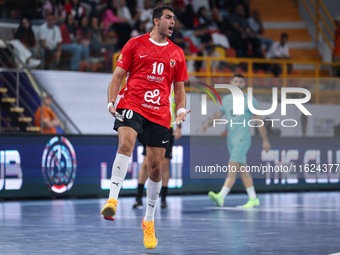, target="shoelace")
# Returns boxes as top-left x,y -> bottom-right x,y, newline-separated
144,225 -> 155,238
